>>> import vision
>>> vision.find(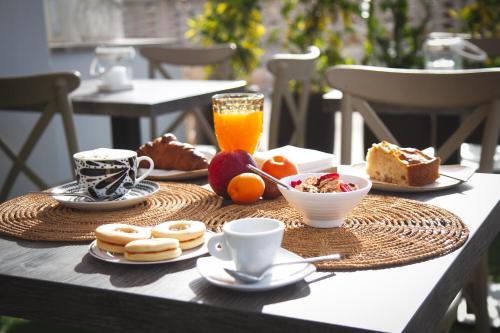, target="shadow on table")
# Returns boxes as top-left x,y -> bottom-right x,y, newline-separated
74,253 -> 199,288
188,271 -> 336,313
14,238 -> 75,249
370,181 -> 475,202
